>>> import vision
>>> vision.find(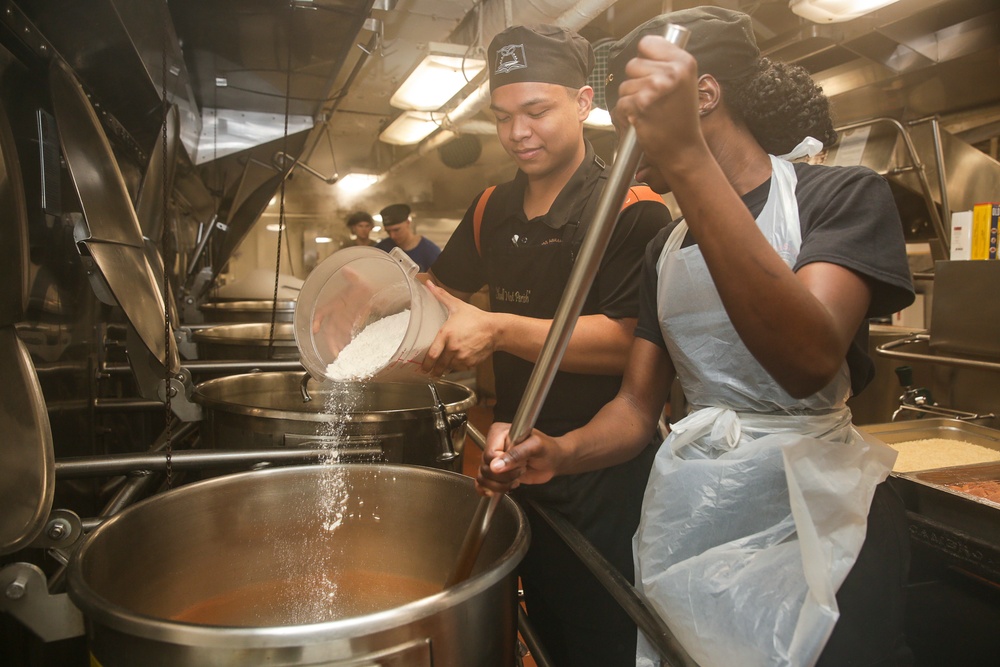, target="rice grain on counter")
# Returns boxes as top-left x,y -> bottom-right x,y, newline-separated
888,437 -> 1000,472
